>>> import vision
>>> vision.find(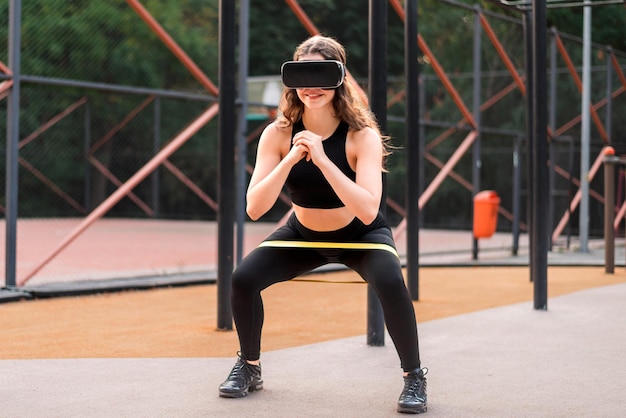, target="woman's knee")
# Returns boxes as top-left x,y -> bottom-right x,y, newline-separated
365,260 -> 407,297
370,271 -> 406,296
231,265 -> 259,294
